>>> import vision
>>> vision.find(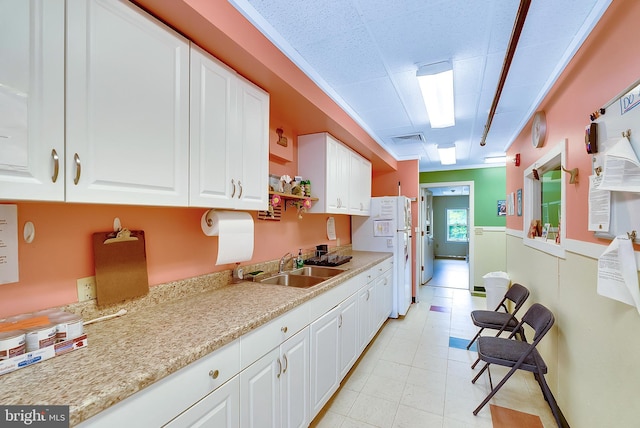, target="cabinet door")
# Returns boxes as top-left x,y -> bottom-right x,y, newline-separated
189,45 -> 236,208
309,305 -> 340,419
376,269 -> 393,329
348,153 -> 372,216
280,328 -> 309,428
240,348 -> 280,428
0,0 -> 64,201
358,281 -> 376,352
359,157 -> 372,215
339,293 -> 359,378
165,377 -> 240,428
66,0 -> 189,206
235,77 -> 269,210
326,137 -> 349,214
